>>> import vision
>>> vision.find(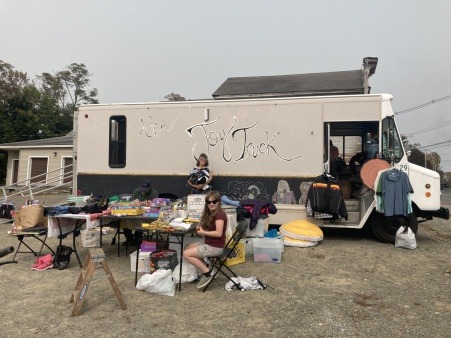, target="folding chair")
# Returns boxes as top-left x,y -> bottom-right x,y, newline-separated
10,225 -> 55,261
202,220 -> 249,292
